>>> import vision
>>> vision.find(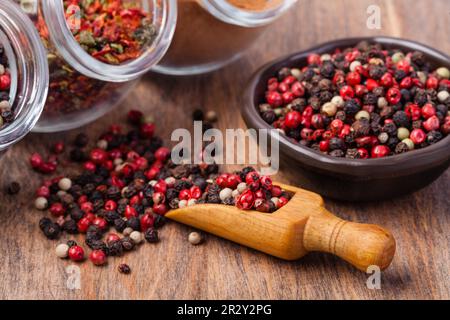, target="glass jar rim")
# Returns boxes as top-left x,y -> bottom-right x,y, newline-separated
0,0 -> 49,151
42,0 -> 177,83
200,0 -> 298,27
